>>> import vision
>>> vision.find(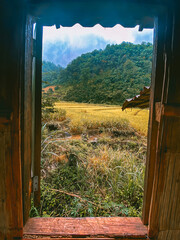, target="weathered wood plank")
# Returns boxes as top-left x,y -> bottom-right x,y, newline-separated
148,8 -> 180,239
24,239 -> 115,240
149,107 -> 180,238
142,16 -> 165,225
22,14 -> 34,226
0,1 -> 24,238
23,217 -> 147,239
23,238 -> 126,240
159,152 -> 180,230
155,103 -> 180,120
0,126 -> 8,238
0,123 -> 23,239
156,230 -> 180,240
33,22 -> 43,207
23,238 -> 147,240
163,104 -> 180,117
